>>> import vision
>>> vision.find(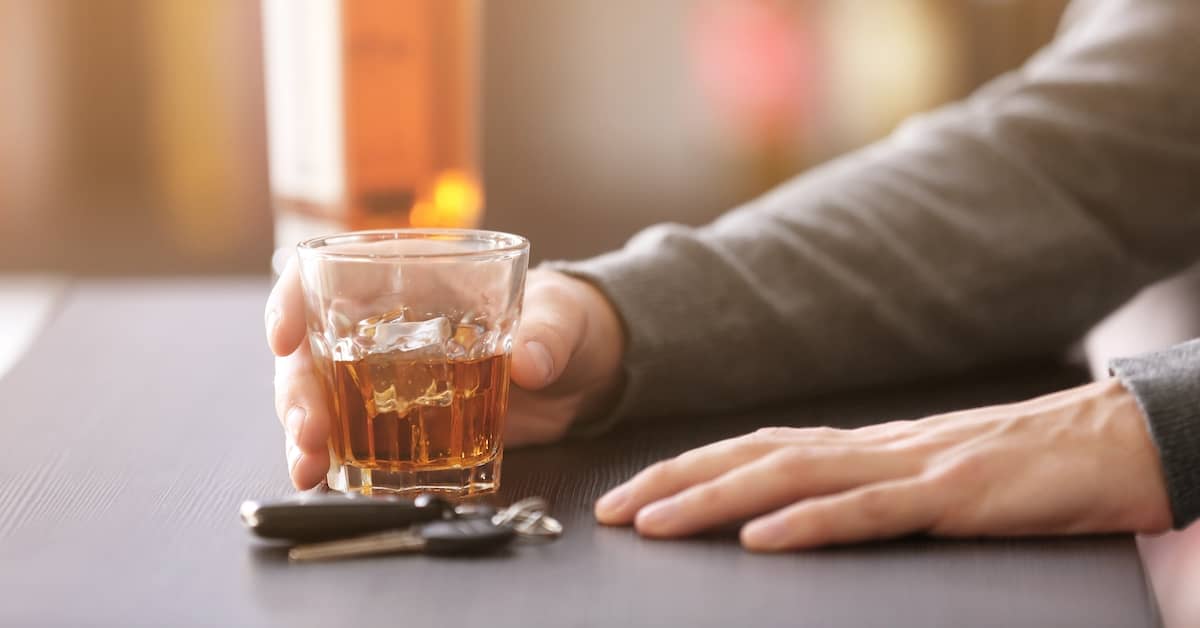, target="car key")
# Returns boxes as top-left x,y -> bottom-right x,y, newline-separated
240,493 -> 468,543
288,516 -> 517,562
